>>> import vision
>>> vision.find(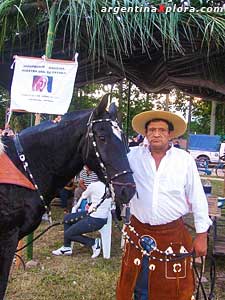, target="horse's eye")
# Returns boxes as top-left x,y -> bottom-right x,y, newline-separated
98,135 -> 105,142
